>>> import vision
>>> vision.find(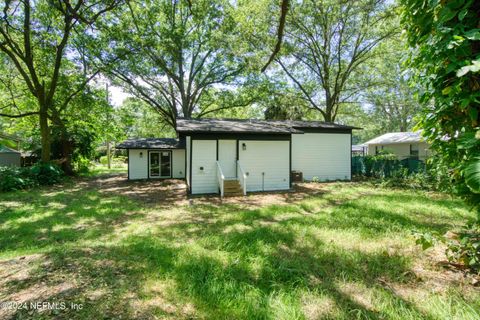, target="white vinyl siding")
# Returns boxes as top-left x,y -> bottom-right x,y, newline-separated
367,142 -> 430,160
129,148 -> 184,180
186,136 -> 191,186
239,140 -> 289,192
128,149 -> 148,179
172,149 -> 185,178
292,133 -> 351,181
191,140 -> 218,194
